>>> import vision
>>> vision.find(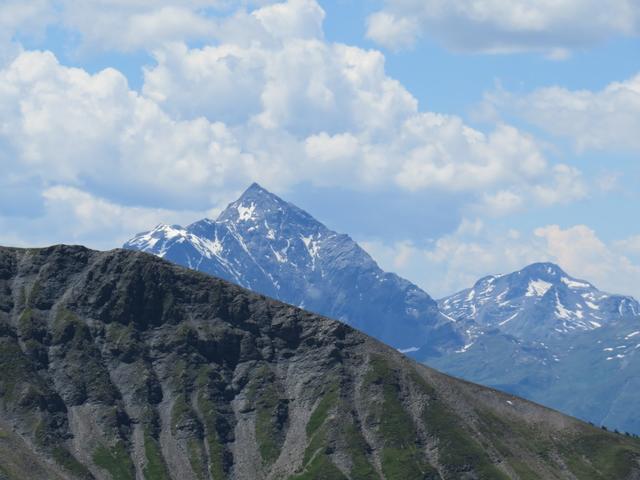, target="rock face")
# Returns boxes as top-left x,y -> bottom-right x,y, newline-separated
1,245 -> 640,480
430,262 -> 640,435
124,185 -> 640,437
124,183 -> 461,354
